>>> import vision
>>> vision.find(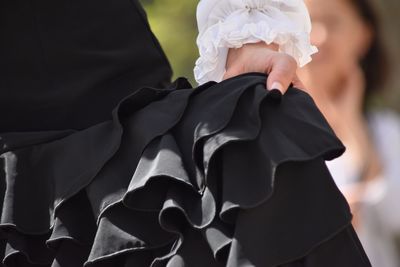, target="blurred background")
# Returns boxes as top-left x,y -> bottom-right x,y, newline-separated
140,0 -> 400,266
139,0 -> 399,111
139,0 -> 198,85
